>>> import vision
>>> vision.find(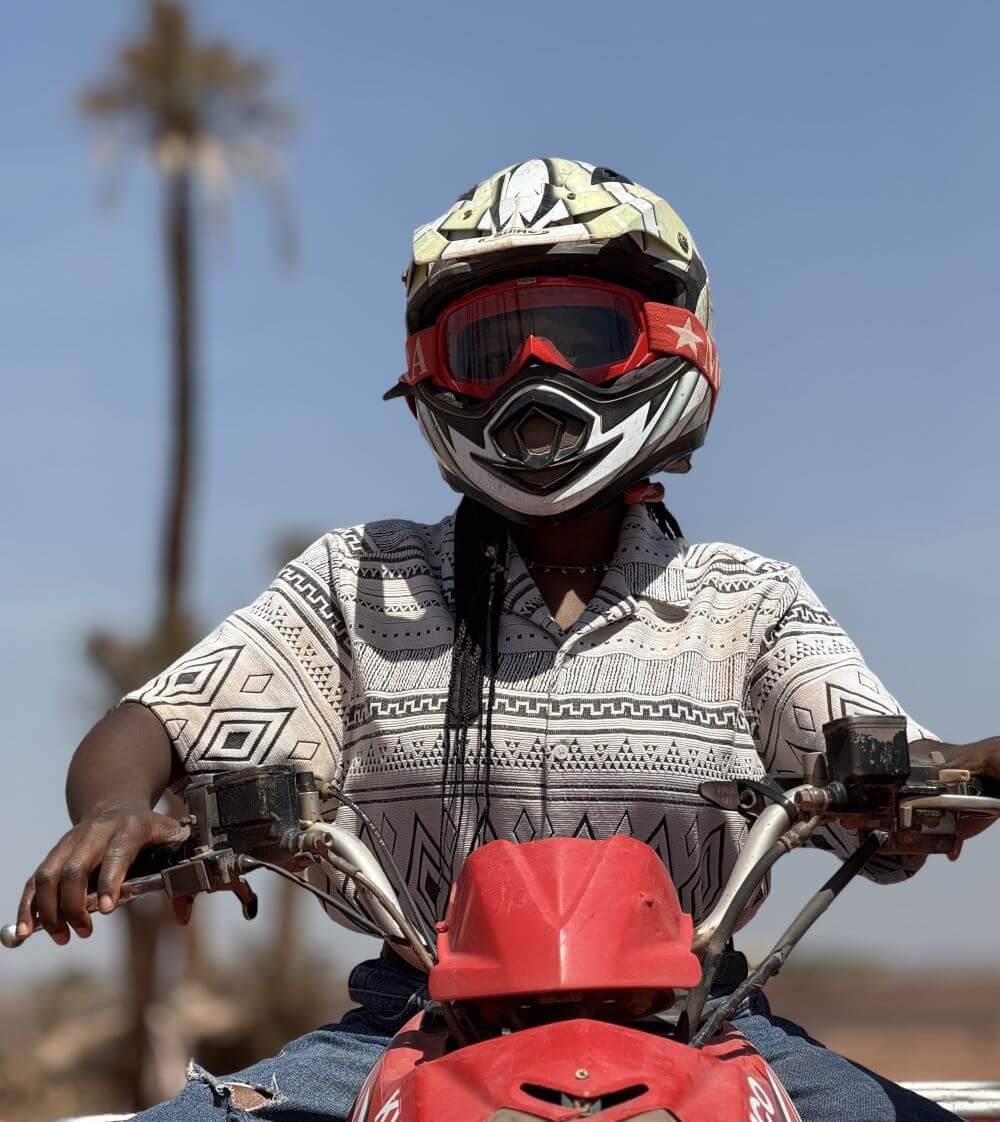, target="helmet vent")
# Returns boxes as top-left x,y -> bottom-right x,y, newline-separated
590,166 -> 633,185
